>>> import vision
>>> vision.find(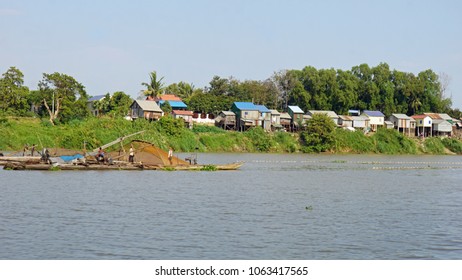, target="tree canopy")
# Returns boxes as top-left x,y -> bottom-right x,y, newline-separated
37,72 -> 89,125
0,64 -> 458,124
